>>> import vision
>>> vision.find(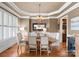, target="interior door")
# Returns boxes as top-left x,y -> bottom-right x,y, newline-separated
62,19 -> 67,43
